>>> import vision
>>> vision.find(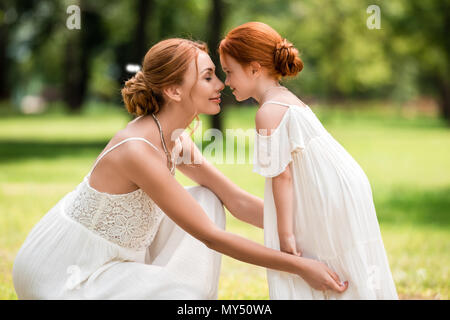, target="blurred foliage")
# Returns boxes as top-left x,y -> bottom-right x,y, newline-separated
0,0 -> 448,120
